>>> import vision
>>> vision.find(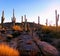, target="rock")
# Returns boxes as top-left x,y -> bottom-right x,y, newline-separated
17,34 -> 40,56
36,41 -> 59,56
52,39 -> 60,51
8,40 -> 18,49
